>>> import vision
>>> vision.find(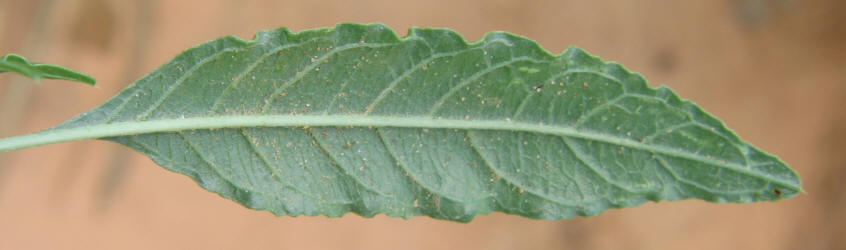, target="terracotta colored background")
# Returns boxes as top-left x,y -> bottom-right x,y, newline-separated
1,0 -> 844,249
